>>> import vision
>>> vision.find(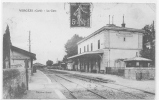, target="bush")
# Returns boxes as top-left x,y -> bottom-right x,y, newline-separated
3,69 -> 20,80
8,86 -> 14,99
3,69 -> 27,99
